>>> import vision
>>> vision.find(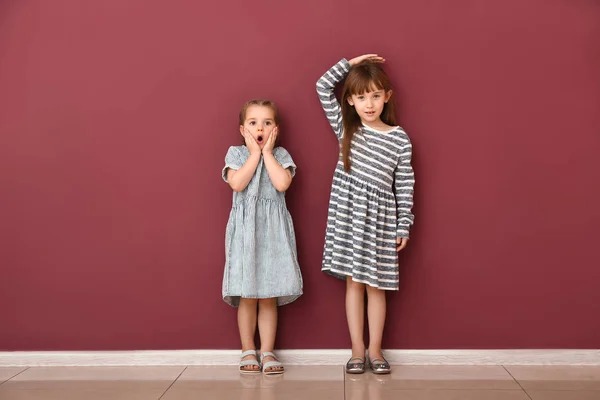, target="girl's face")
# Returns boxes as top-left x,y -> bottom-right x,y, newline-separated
347,88 -> 392,124
240,105 -> 277,149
